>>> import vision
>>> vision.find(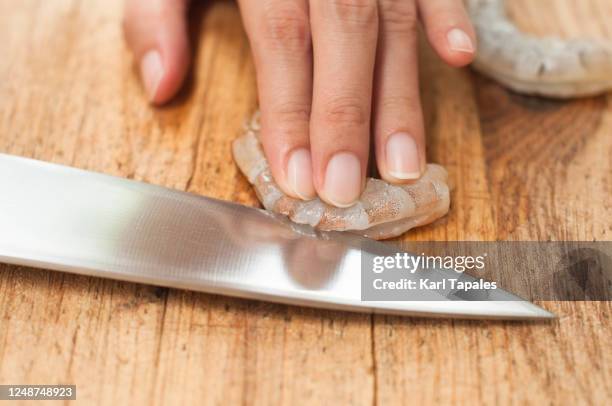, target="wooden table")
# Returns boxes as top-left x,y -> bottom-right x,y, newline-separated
0,1 -> 610,404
